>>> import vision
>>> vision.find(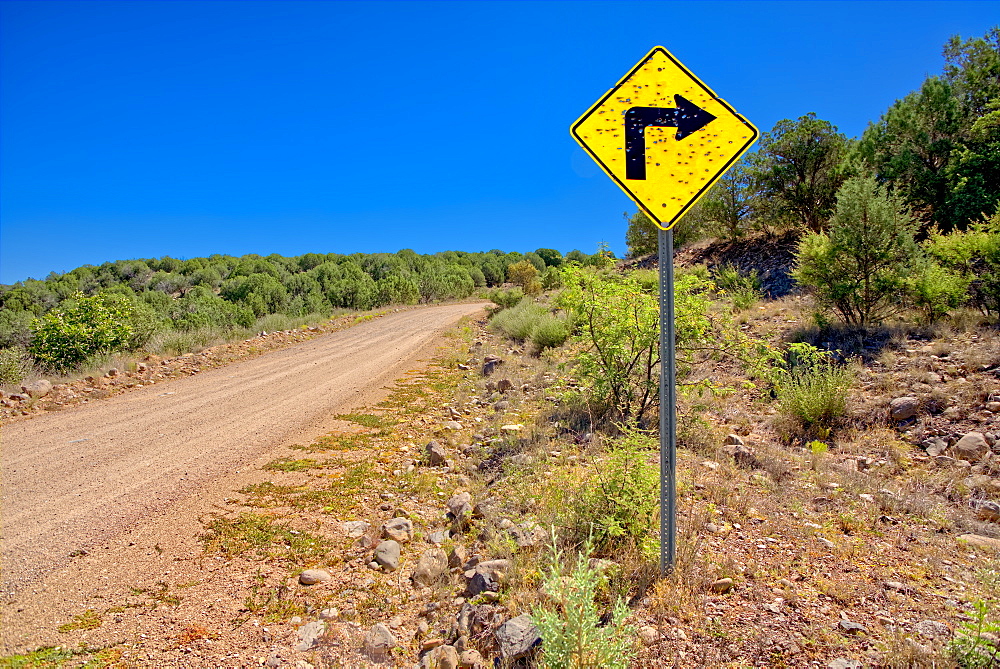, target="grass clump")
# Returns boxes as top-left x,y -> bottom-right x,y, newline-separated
199,512 -> 331,563
531,543 -> 637,668
333,413 -> 396,429
491,298 -> 570,350
263,458 -> 320,472
775,343 -> 854,434
488,287 -> 525,310
0,346 -> 32,386
715,264 -> 763,311
56,609 -> 102,633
